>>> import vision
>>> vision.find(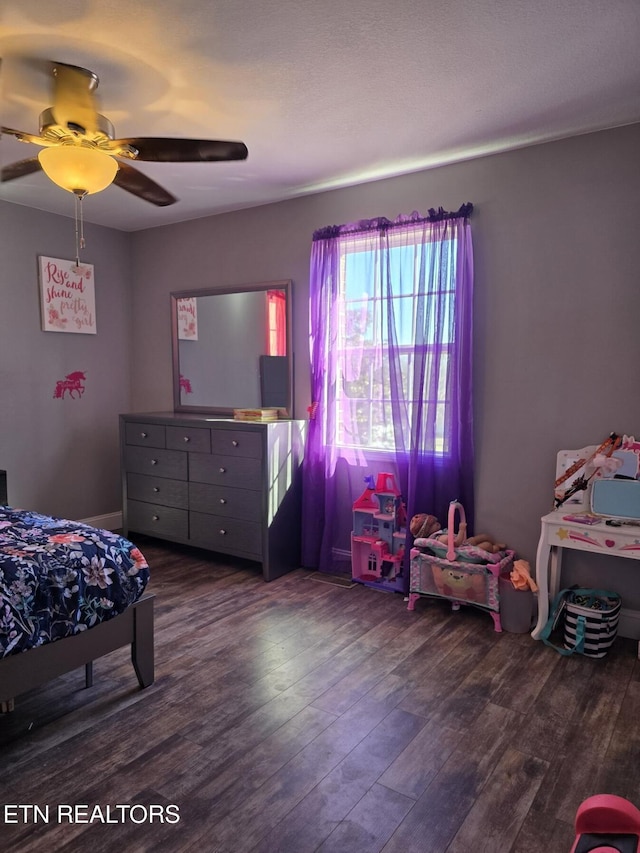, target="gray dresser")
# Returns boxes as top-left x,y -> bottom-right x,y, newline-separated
120,412 -> 305,581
